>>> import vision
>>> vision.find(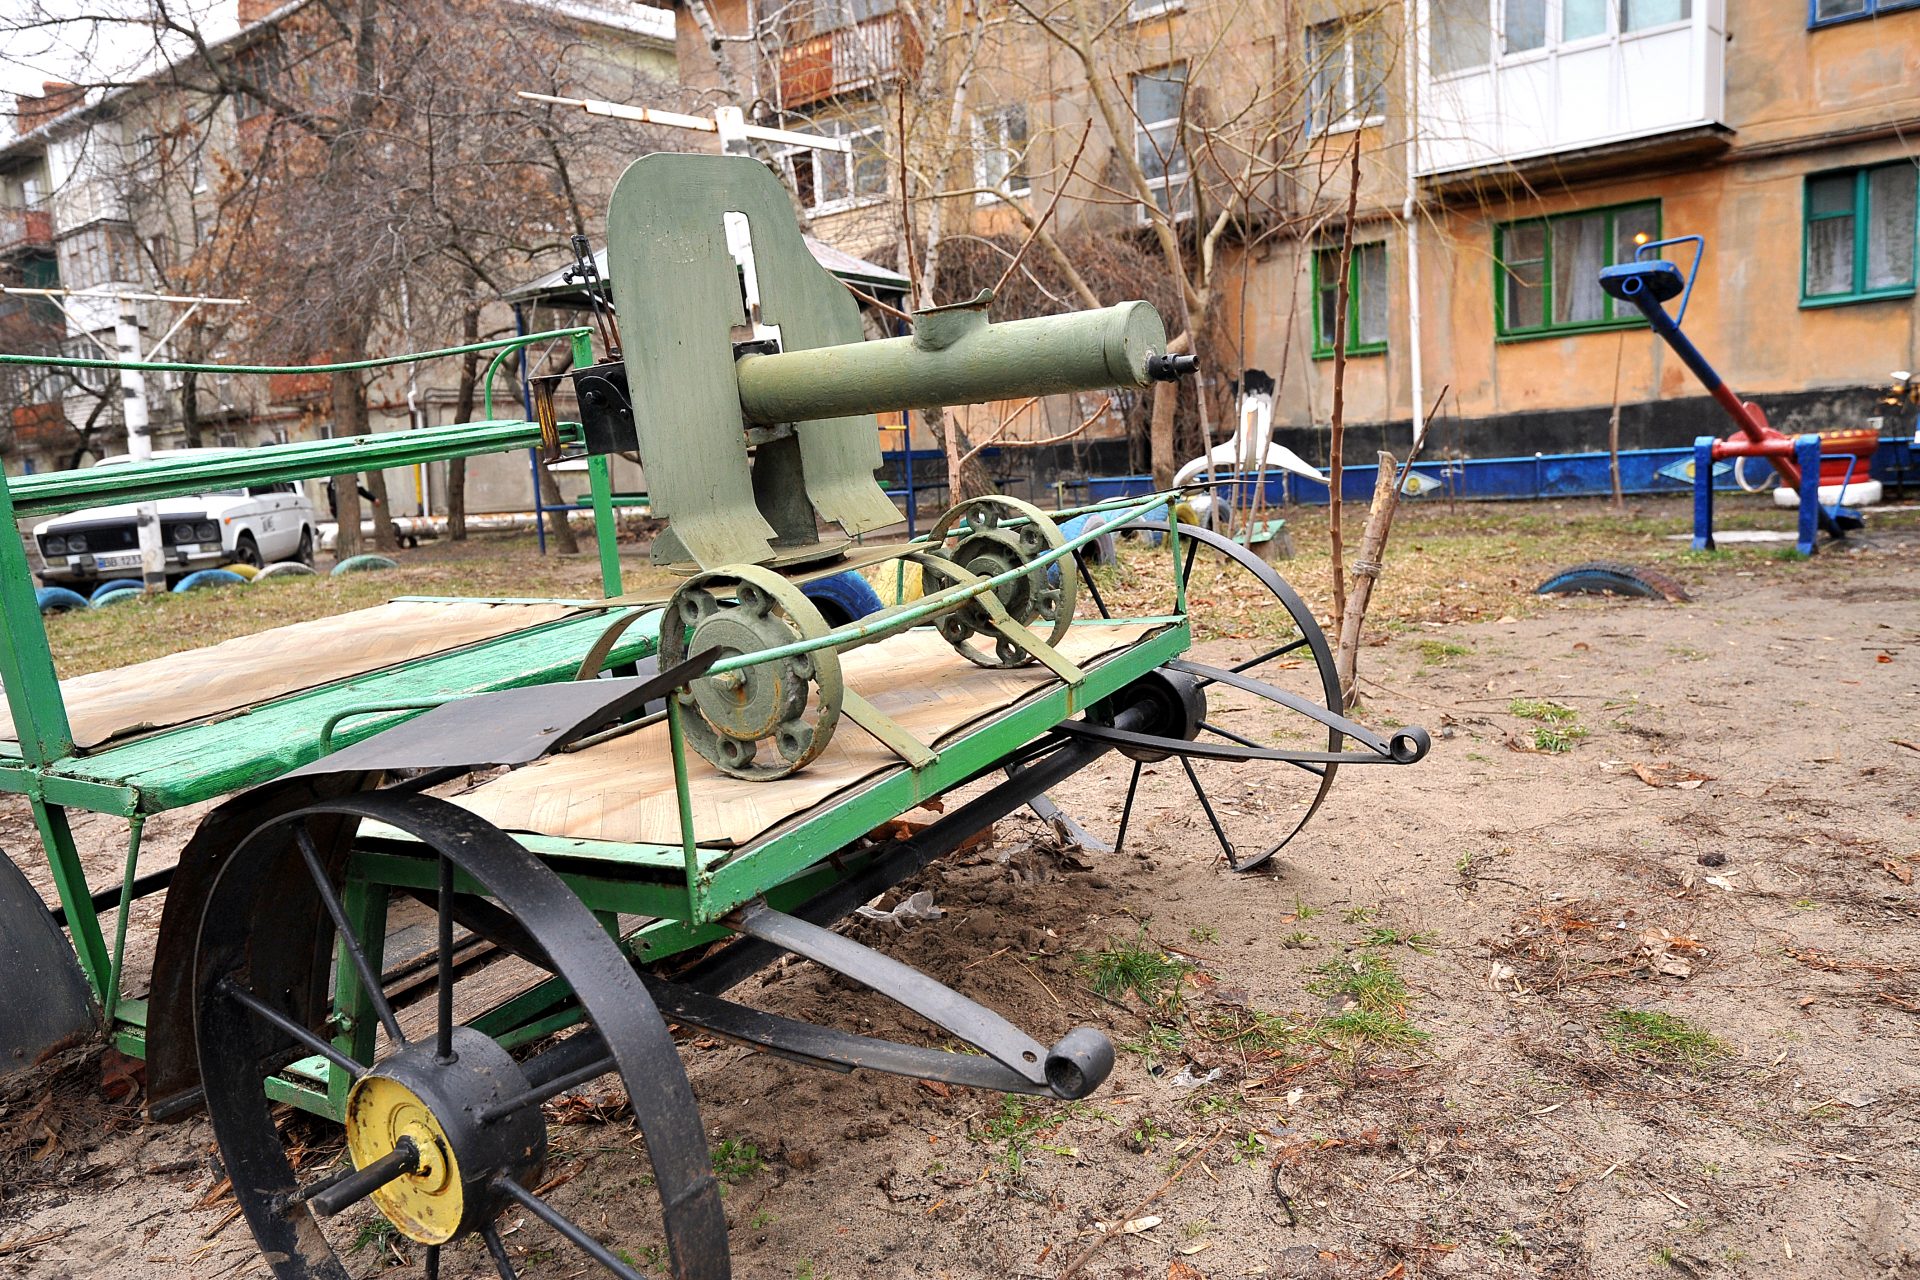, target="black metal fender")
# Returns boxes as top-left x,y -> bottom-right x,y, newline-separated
0,848 -> 96,1078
